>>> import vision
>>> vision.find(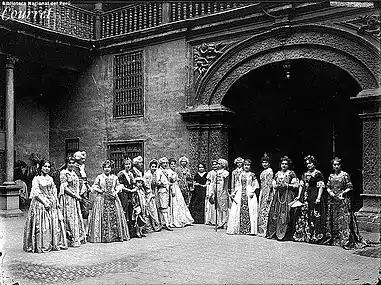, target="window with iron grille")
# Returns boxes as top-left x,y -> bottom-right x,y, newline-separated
65,138 -> 80,159
113,51 -> 144,118
108,141 -> 144,172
